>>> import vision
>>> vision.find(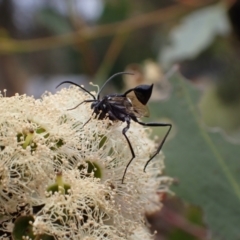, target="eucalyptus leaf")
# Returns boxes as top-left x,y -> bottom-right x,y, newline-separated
149,74 -> 240,239
36,8 -> 72,34
35,234 -> 54,240
160,3 -> 230,66
12,215 -> 35,240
